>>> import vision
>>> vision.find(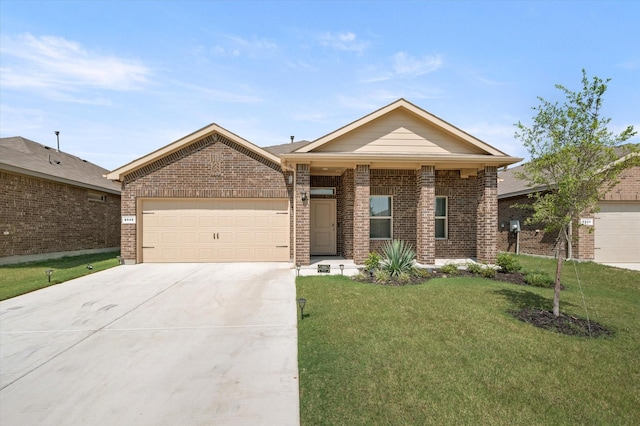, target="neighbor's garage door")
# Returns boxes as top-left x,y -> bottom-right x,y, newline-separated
141,199 -> 290,262
594,202 -> 640,263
